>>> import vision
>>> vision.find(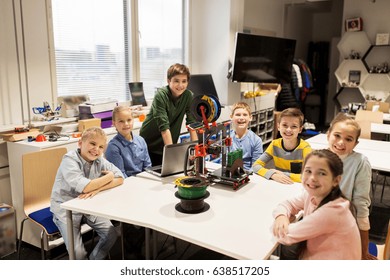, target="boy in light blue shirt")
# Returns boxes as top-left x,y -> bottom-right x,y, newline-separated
50,127 -> 124,260
230,102 -> 263,171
